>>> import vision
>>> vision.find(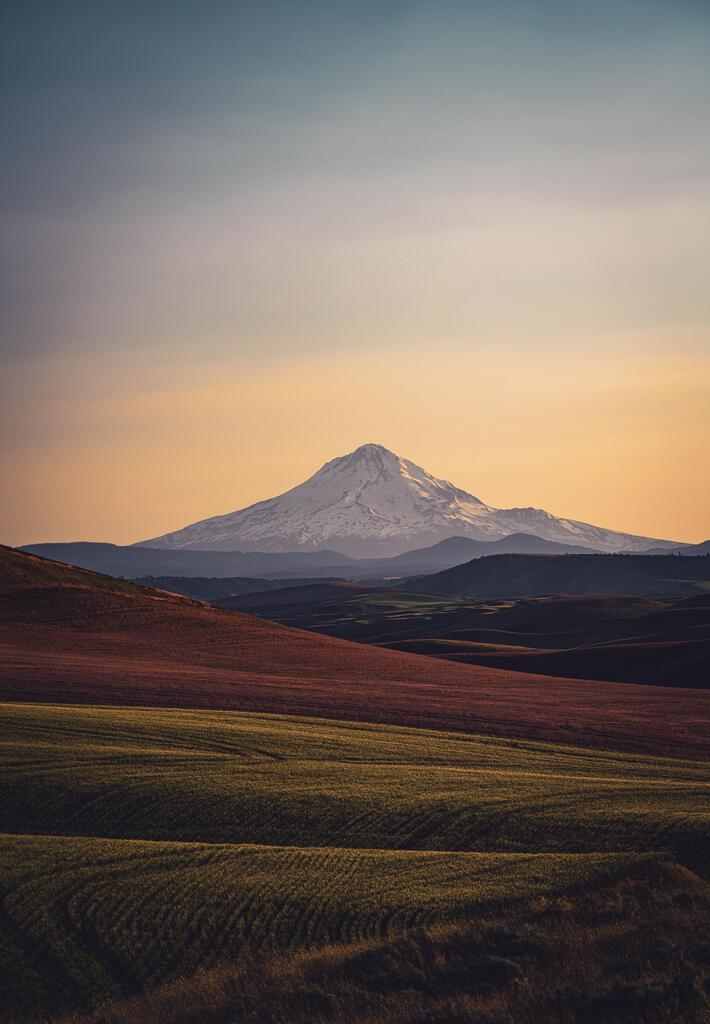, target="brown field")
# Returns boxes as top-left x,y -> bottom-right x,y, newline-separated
1,546 -> 709,757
